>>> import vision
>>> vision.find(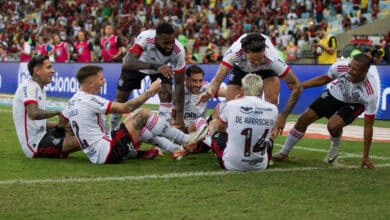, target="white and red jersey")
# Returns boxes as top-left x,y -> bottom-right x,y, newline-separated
173,82 -> 210,126
12,80 -> 47,158
54,41 -> 68,62
100,34 -> 120,62
326,59 -> 379,118
61,91 -> 113,164
219,96 -> 278,171
128,29 -> 185,75
74,40 -> 92,62
222,33 -> 290,78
